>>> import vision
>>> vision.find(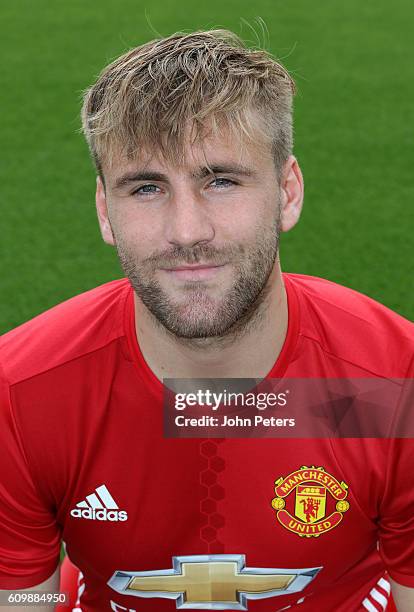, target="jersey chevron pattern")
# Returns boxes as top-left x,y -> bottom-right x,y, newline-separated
0,274 -> 413,611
